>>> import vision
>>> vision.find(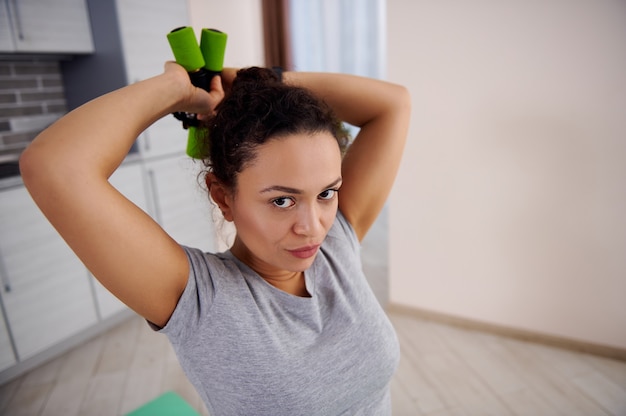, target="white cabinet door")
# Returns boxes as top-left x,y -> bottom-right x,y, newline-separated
116,0 -> 190,158
136,117 -> 189,159
90,162 -> 150,320
0,306 -> 16,372
116,0 -> 189,82
0,186 -> 98,360
144,156 -> 217,253
0,2 -> 14,51
0,0 -> 94,53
